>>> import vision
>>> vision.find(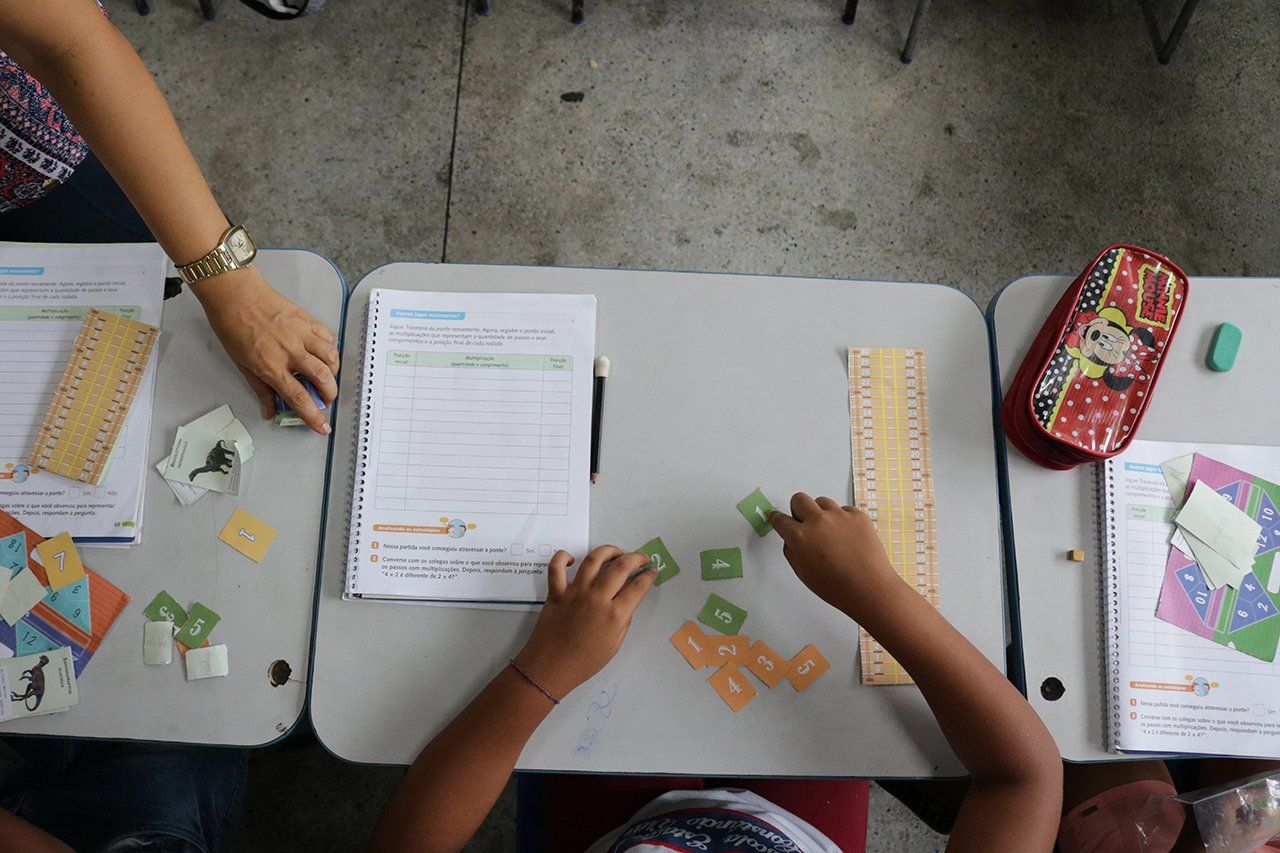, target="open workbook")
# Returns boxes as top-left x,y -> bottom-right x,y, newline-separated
343,289 -> 596,603
1101,439 -> 1280,758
